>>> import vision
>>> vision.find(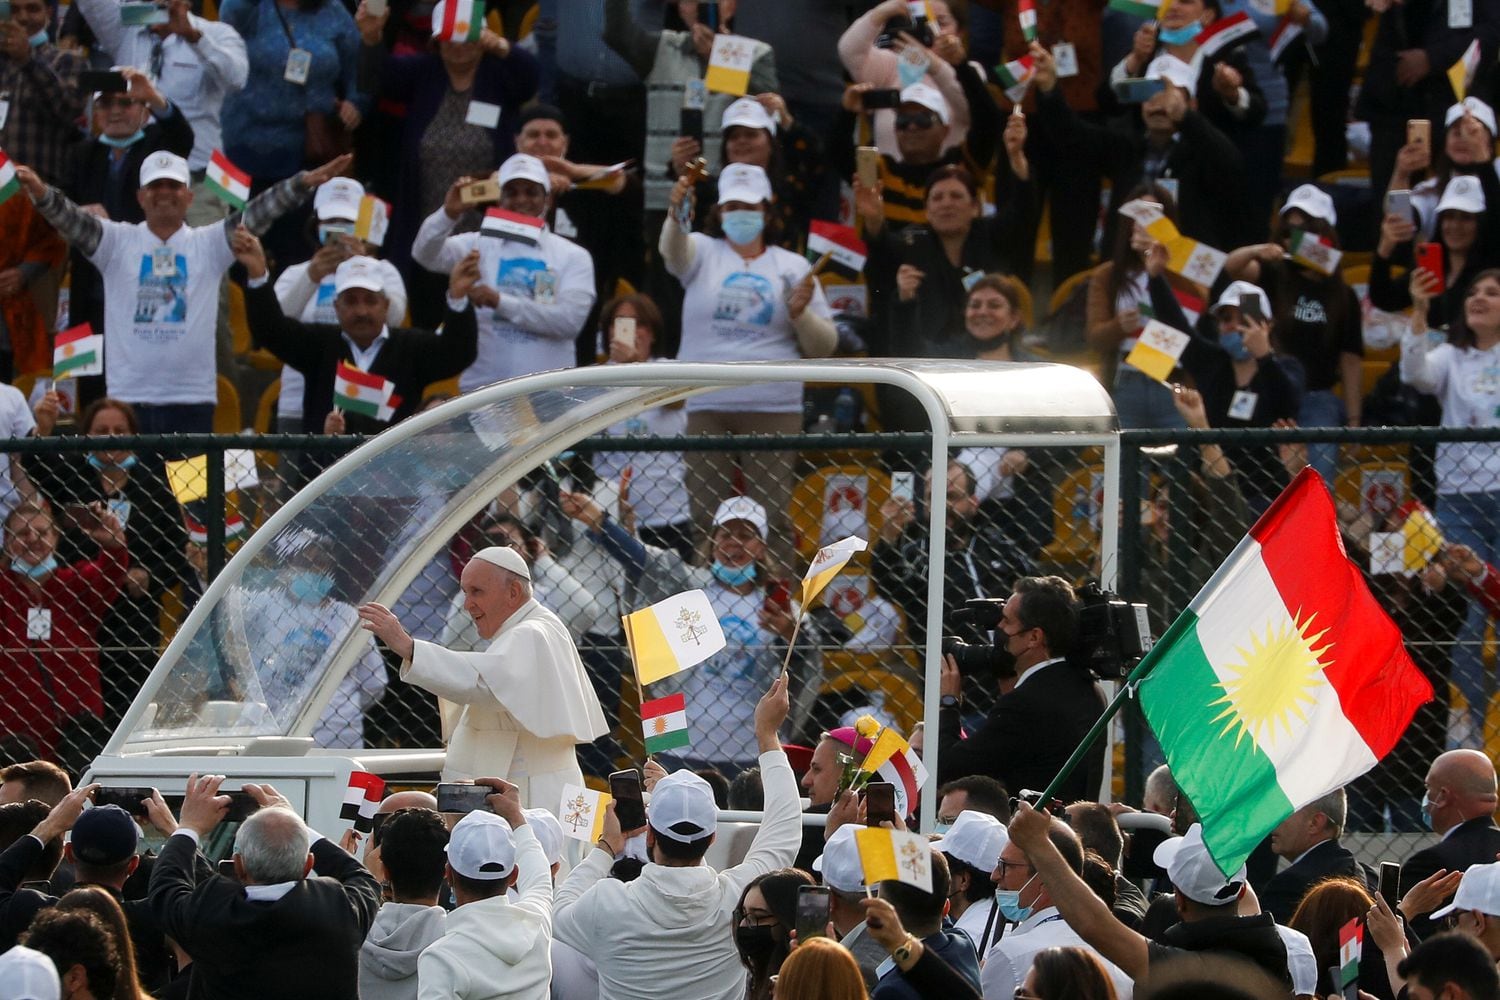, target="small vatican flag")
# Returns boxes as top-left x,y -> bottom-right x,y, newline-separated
623,589 -> 727,687
558,784 -> 612,843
